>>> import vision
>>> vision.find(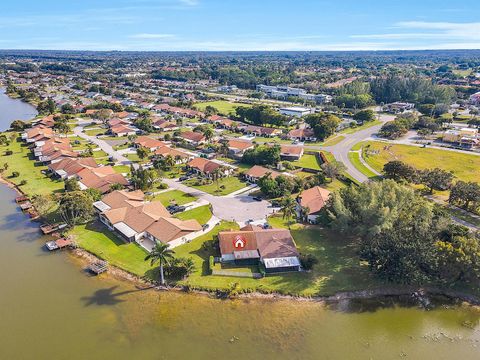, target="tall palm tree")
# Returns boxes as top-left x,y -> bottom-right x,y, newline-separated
145,242 -> 175,285
281,195 -> 297,229
203,127 -> 214,143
